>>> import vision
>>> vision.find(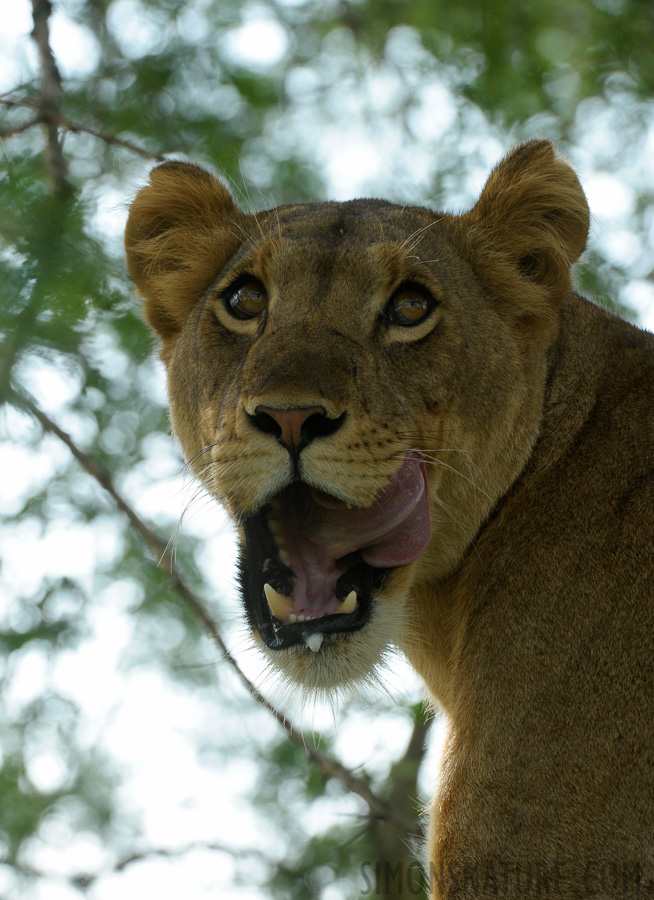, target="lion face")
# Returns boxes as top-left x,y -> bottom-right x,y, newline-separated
125,142 -> 589,690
